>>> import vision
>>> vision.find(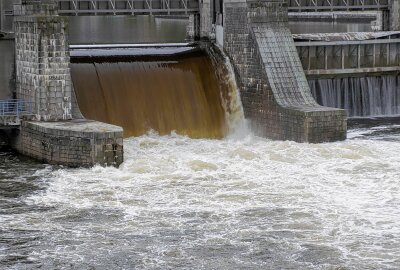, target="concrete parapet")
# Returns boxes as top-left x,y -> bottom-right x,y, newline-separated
13,120 -> 123,167
224,0 -> 347,142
